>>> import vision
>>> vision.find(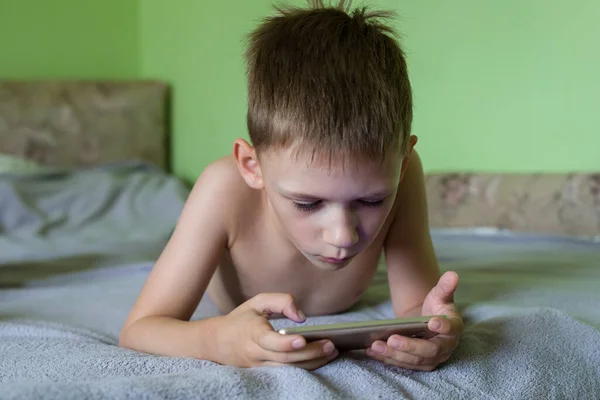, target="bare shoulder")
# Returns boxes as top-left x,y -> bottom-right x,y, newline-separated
189,155 -> 258,242
384,147 -> 433,255
399,149 -> 424,191
381,149 -> 429,247
120,155 -> 256,326
398,149 -> 425,202
194,155 -> 245,195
